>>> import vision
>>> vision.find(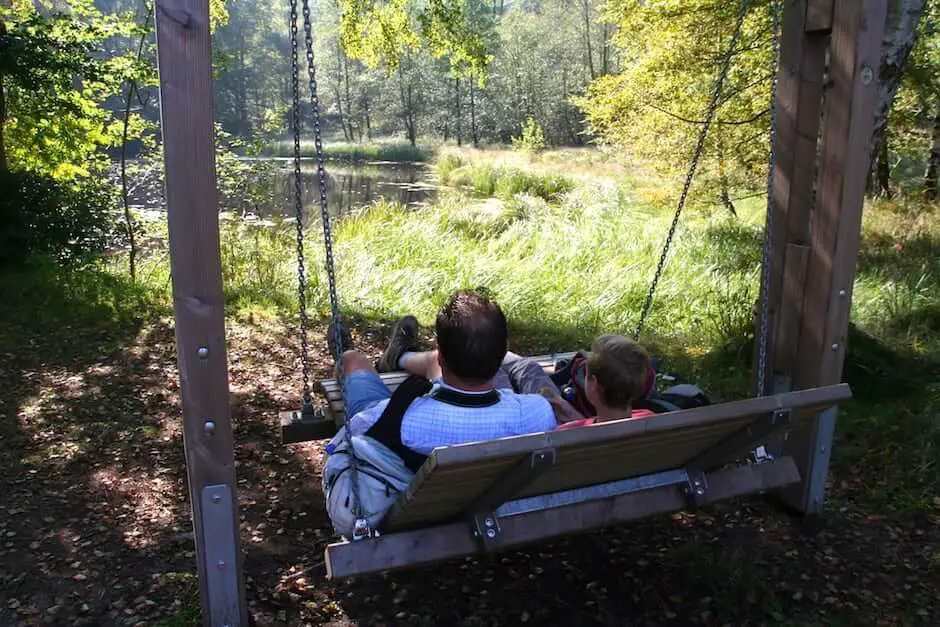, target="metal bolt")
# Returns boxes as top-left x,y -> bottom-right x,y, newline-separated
695,488 -> 705,497
485,528 -> 497,539
217,560 -> 226,569
831,343 -> 840,351
212,494 -> 222,504
860,66 -> 874,85
820,446 -> 826,454
204,420 -> 216,435
838,289 -> 846,297
197,347 -> 210,359
484,517 -> 495,528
